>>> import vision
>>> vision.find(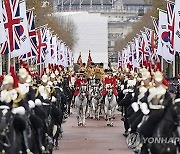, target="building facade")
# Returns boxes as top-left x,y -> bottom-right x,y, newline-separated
53,0 -> 151,63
